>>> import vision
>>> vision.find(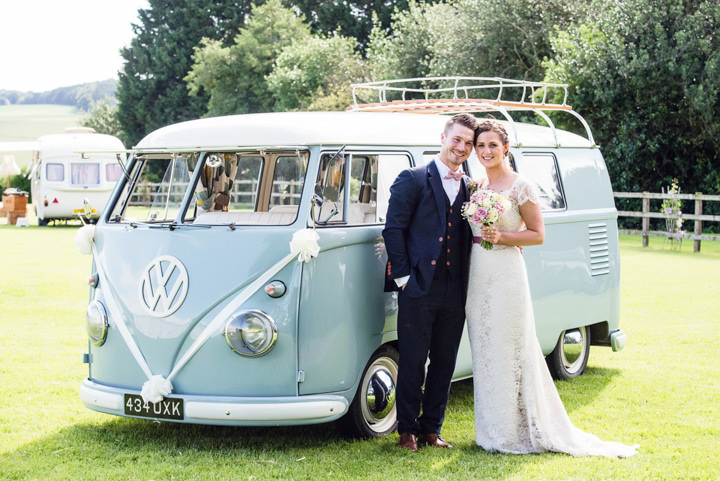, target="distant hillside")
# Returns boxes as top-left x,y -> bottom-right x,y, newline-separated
0,79 -> 117,111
